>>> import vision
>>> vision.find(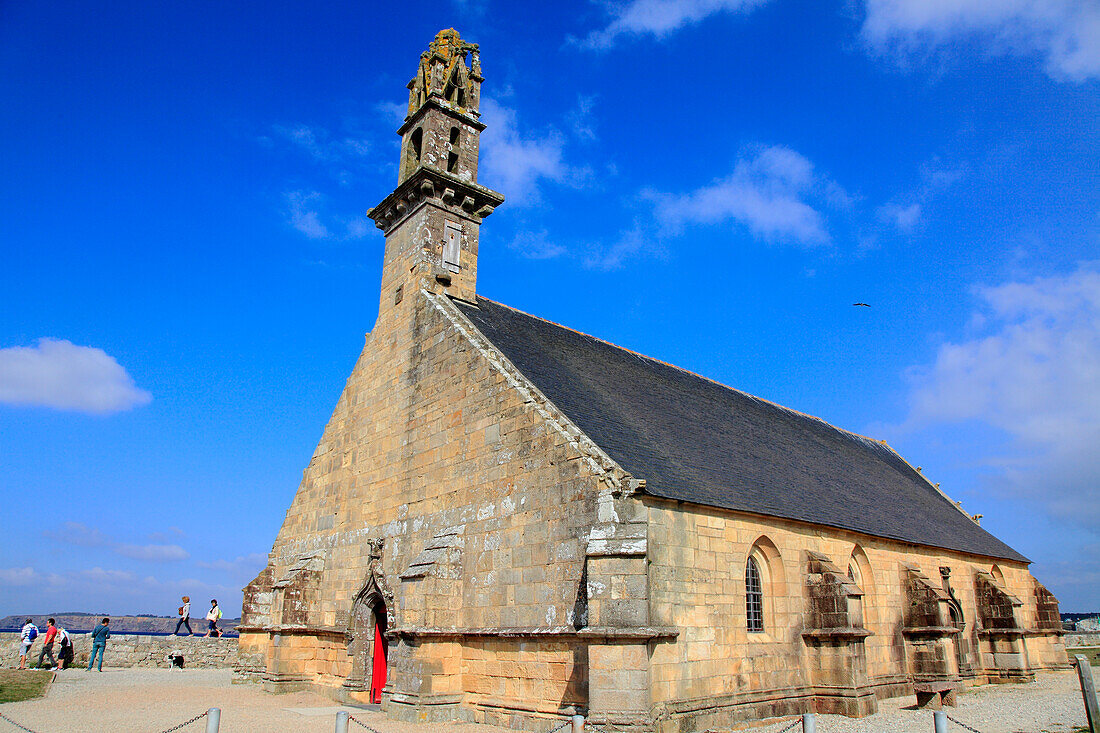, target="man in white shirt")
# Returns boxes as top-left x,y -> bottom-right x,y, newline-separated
18,619 -> 38,669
